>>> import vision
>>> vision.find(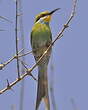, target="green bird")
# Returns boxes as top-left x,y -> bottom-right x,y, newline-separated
30,8 -> 60,110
